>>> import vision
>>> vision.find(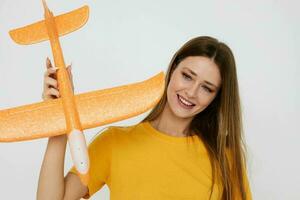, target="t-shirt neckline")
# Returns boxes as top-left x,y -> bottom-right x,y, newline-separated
142,121 -> 200,144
